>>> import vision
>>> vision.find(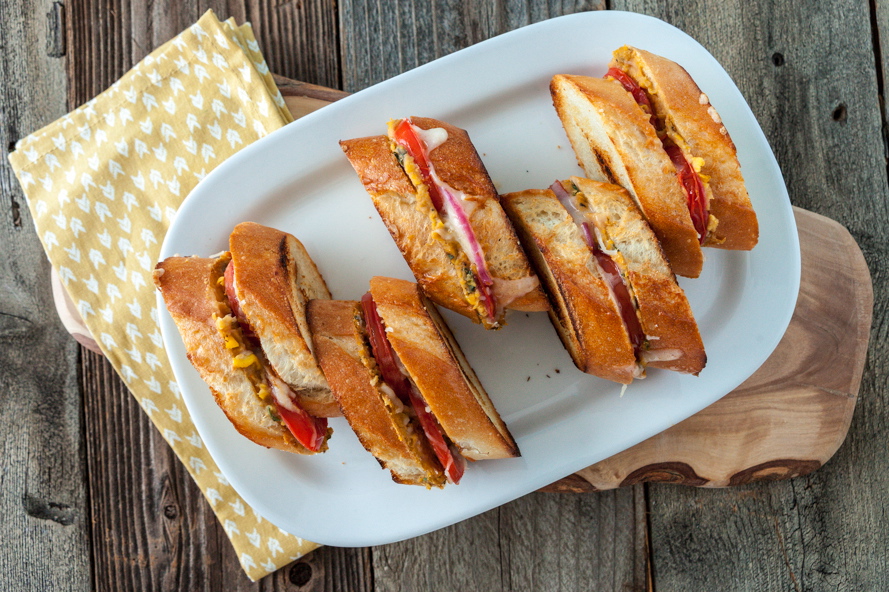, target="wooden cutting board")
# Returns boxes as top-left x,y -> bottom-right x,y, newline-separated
55,79 -> 873,491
